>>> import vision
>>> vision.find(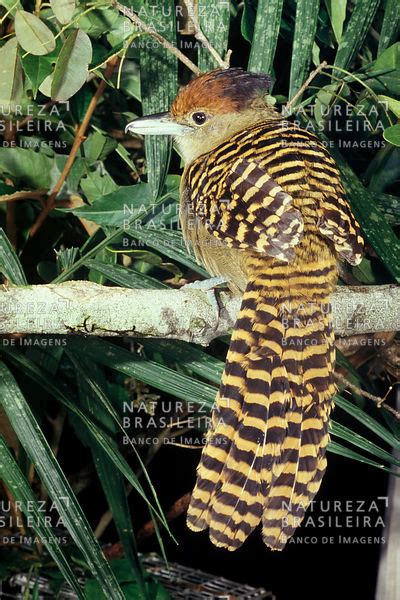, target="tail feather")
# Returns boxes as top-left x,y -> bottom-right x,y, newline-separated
208,351 -> 291,550
187,250 -> 337,551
